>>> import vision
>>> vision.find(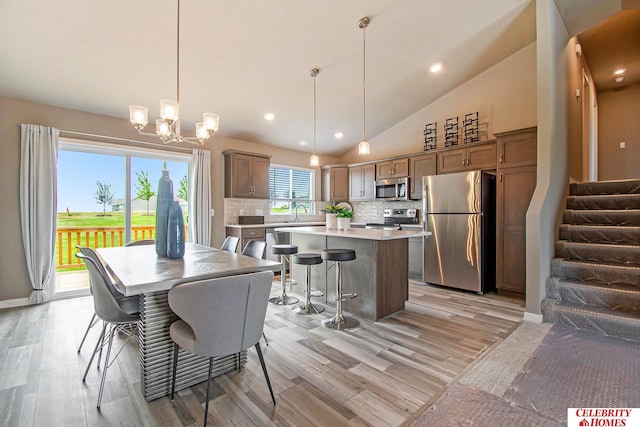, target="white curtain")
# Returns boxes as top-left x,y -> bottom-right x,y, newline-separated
189,149 -> 211,246
20,124 -> 59,303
